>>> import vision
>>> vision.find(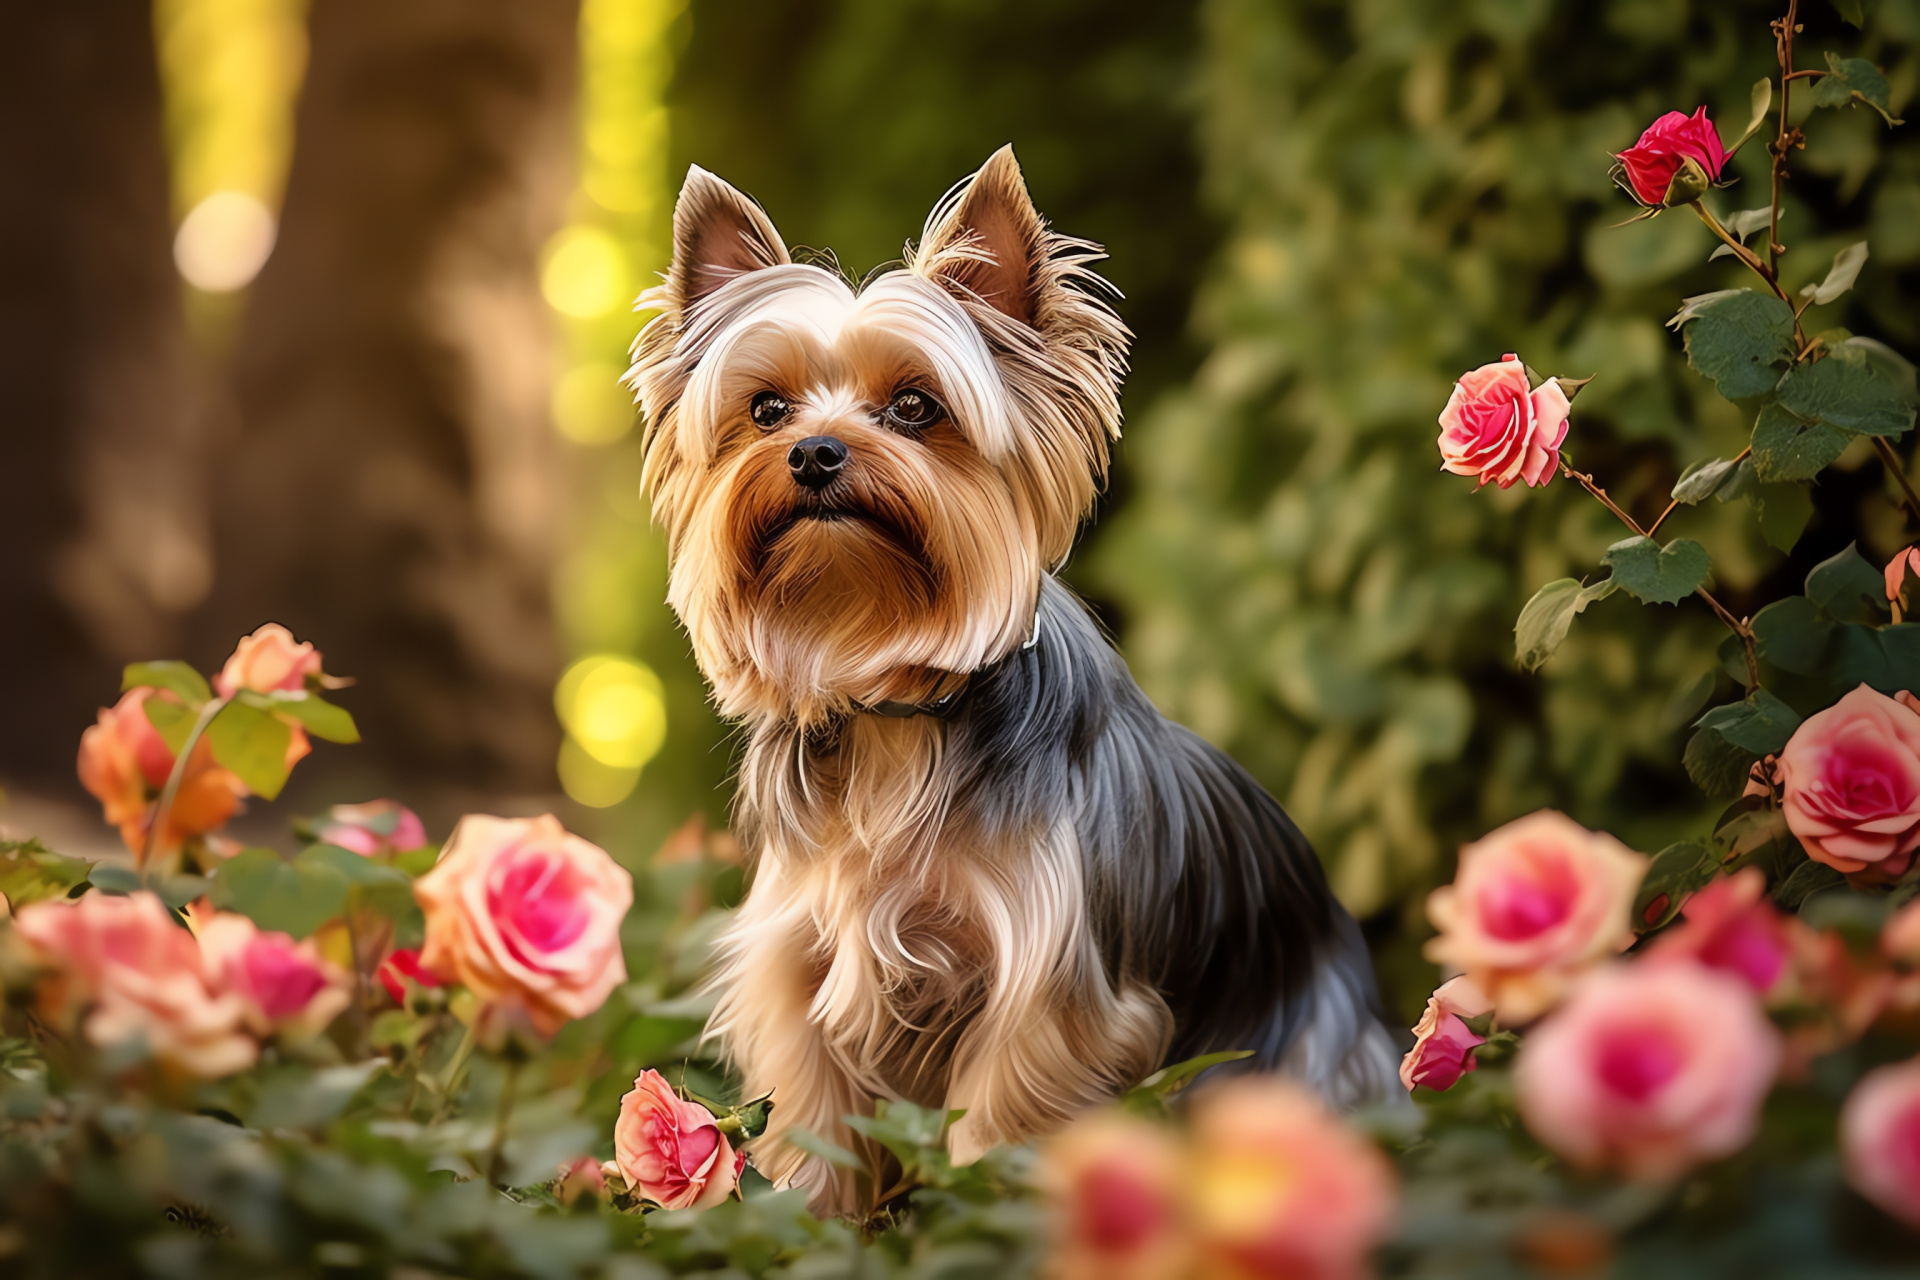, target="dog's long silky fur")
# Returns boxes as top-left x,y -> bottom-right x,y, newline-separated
629,148 -> 1405,1215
